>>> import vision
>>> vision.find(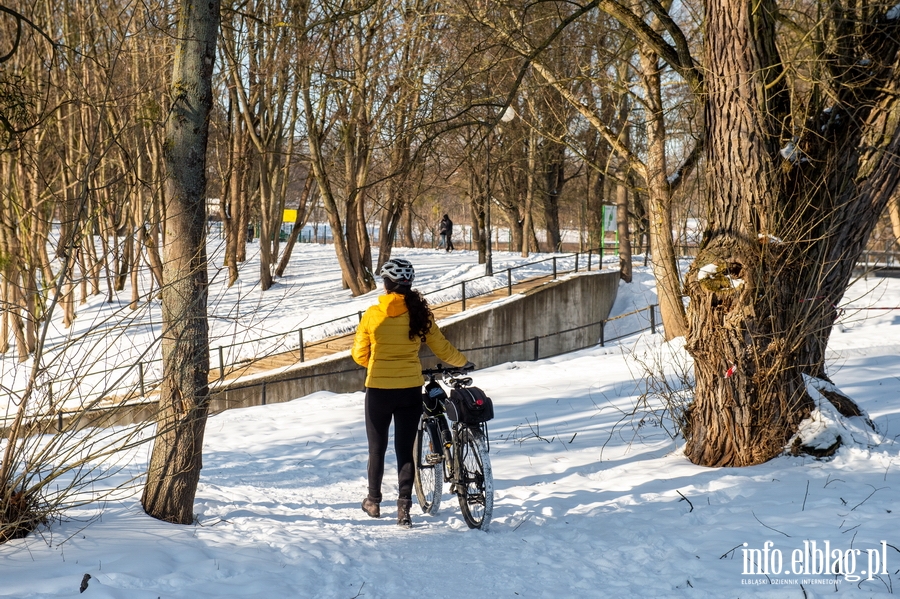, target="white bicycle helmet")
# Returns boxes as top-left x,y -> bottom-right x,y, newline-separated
380,258 -> 415,284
